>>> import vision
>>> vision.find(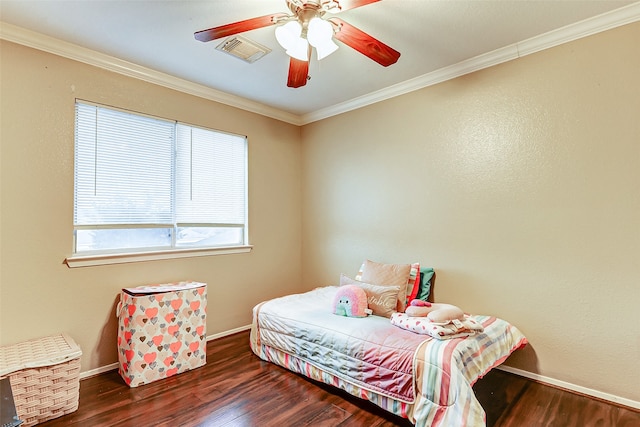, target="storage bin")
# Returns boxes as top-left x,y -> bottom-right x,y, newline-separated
116,281 -> 207,387
0,333 -> 82,426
